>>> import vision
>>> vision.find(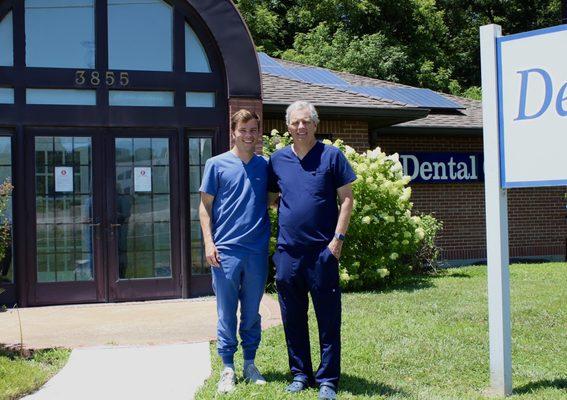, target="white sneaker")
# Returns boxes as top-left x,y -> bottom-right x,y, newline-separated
243,364 -> 267,385
217,367 -> 236,394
